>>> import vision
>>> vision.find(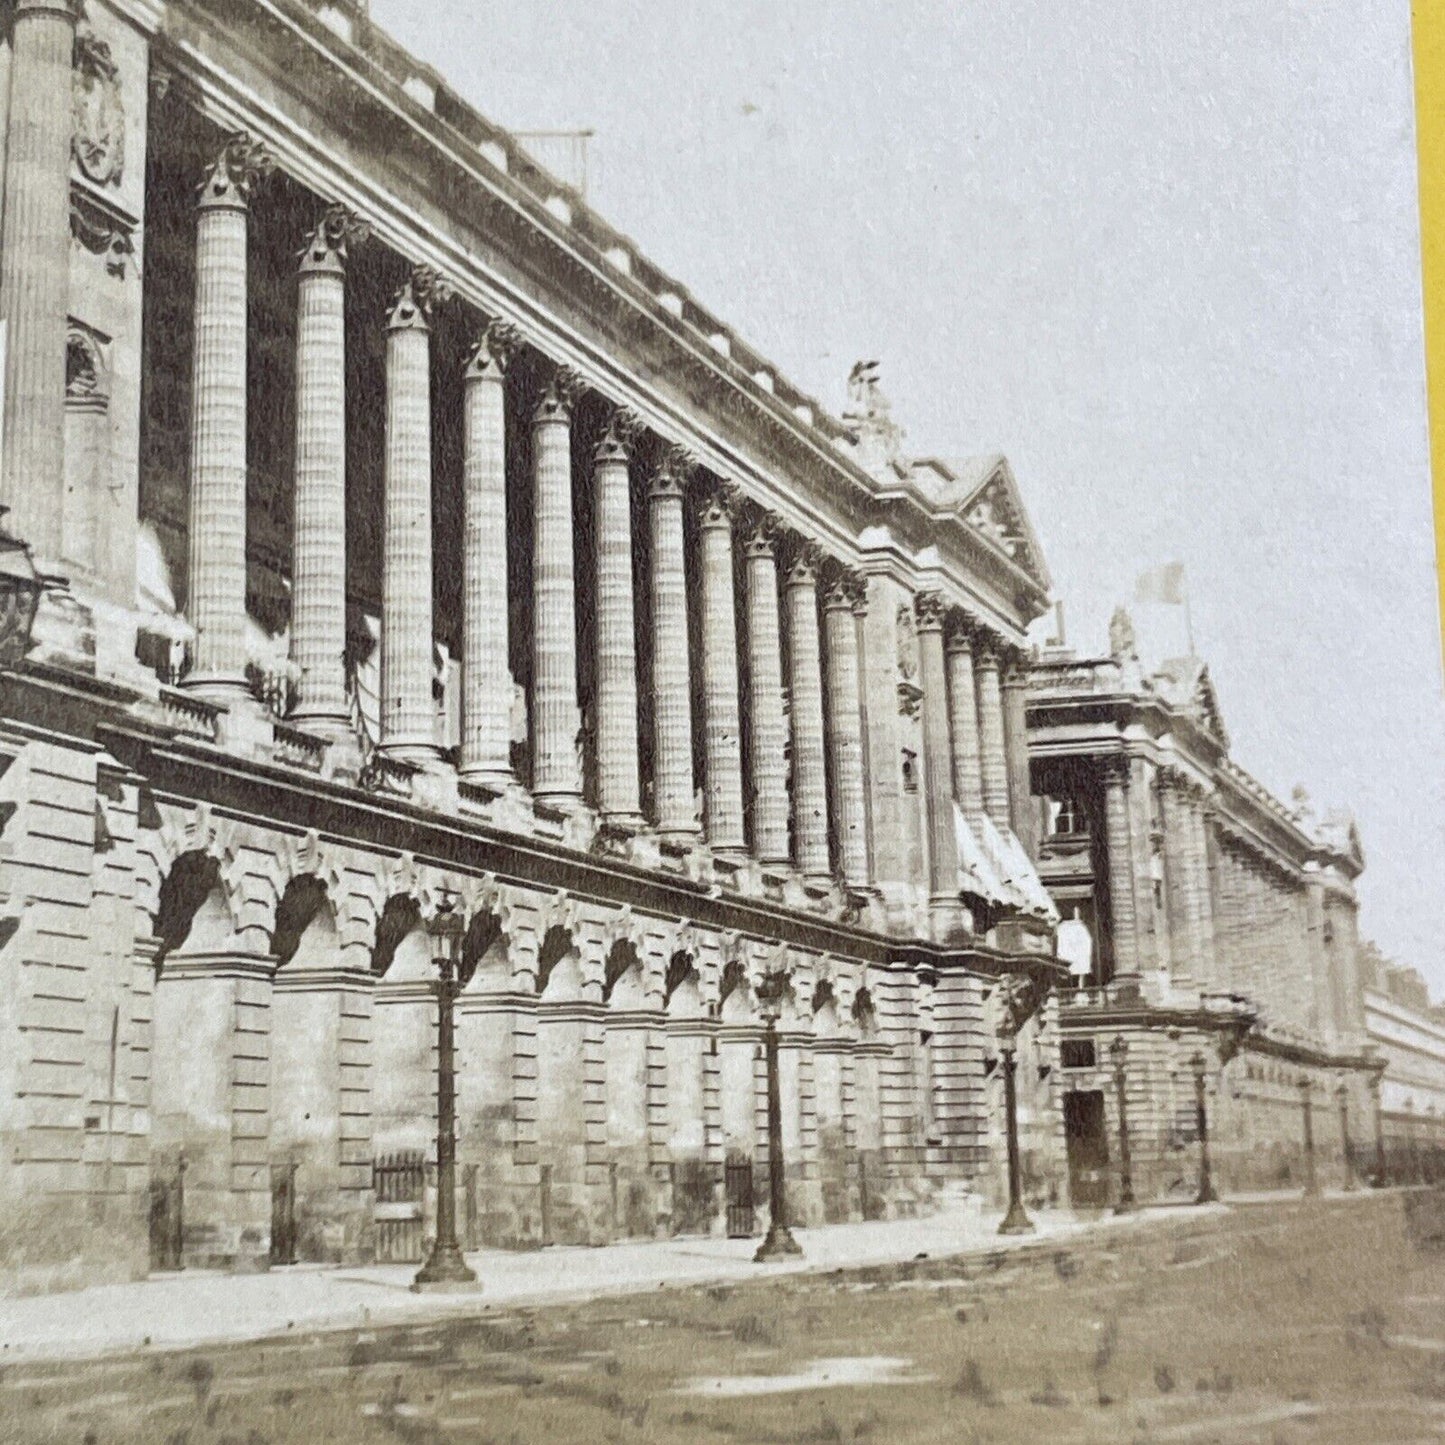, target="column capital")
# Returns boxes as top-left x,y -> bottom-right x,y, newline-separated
387,266 -> 450,332
299,204 -> 368,277
592,403 -> 643,463
913,589 -> 946,633
944,610 -> 976,654
698,478 -> 743,530
198,132 -> 273,212
823,566 -> 866,614
1000,649 -> 1032,687
533,363 -> 584,424
743,511 -> 781,559
973,630 -> 1005,667
783,537 -> 823,589
650,440 -> 698,497
1099,752 -> 1132,786
465,317 -> 524,382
